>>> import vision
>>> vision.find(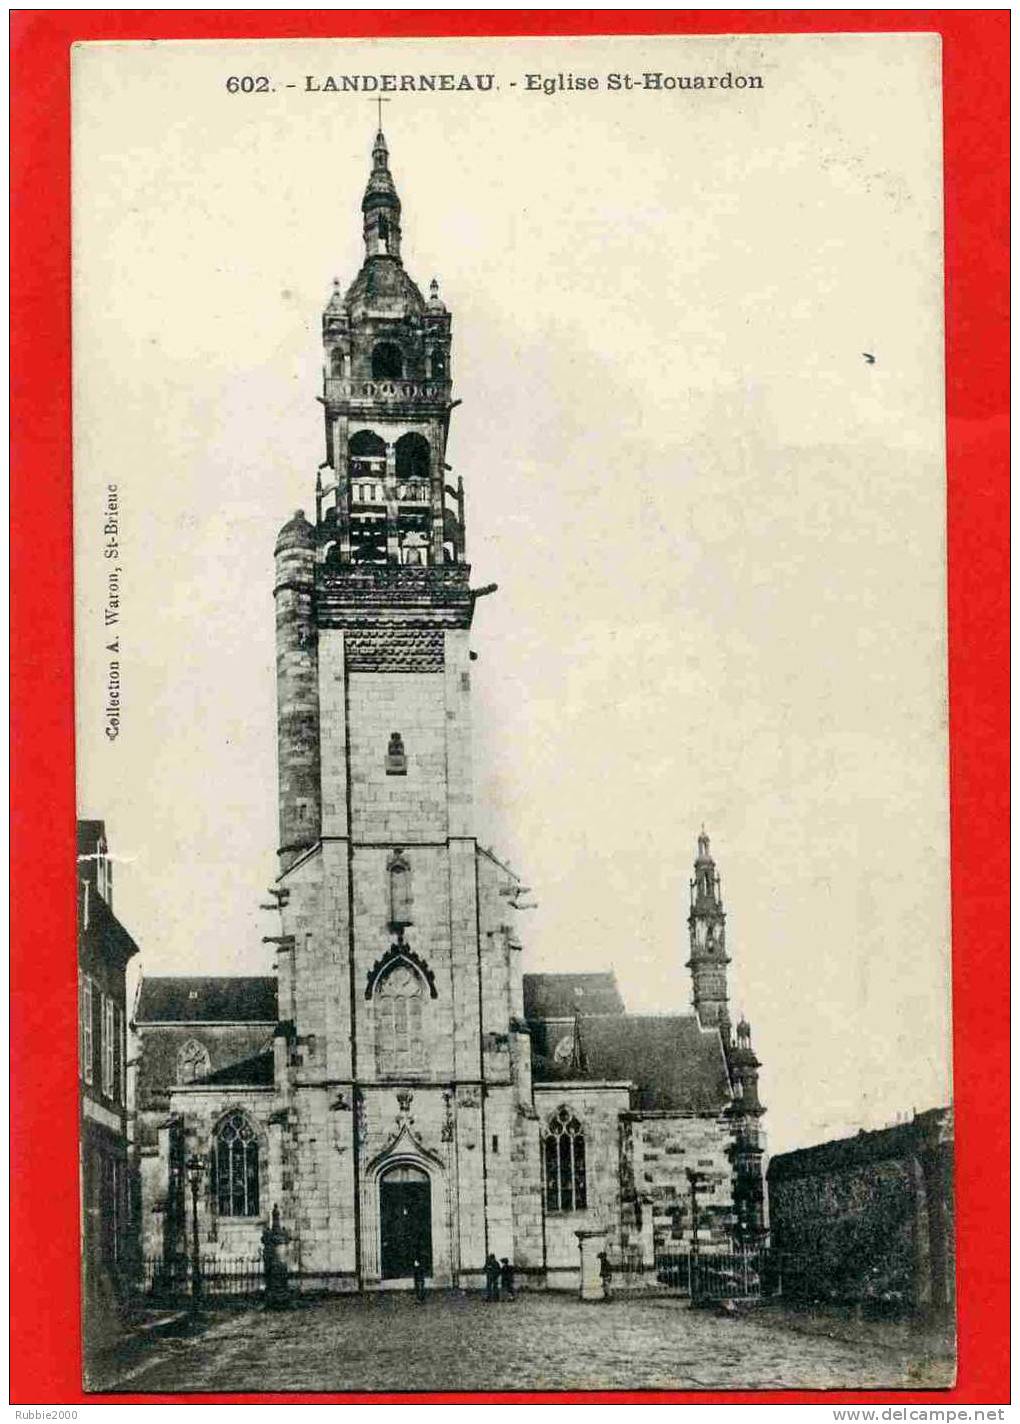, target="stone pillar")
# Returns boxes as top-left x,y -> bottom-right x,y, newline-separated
262,1204 -> 292,1308
909,1154 -> 931,1312
576,1228 -> 608,1302
385,443 -> 399,562
921,1144 -> 955,1318
639,1195 -> 655,1267
335,417 -> 352,562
